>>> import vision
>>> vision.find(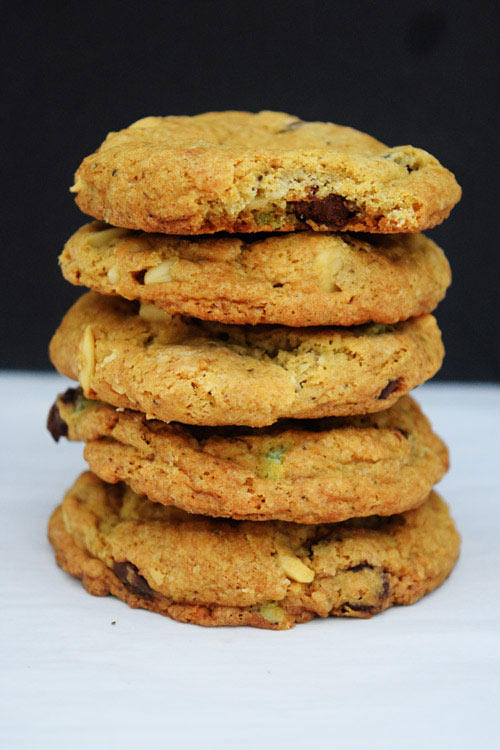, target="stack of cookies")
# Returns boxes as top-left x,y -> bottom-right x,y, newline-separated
47,111 -> 461,629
